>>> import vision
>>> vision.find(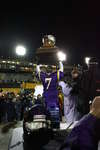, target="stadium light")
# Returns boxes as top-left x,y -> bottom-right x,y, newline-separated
85,57 -> 91,65
16,45 -> 26,56
57,51 -> 66,61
